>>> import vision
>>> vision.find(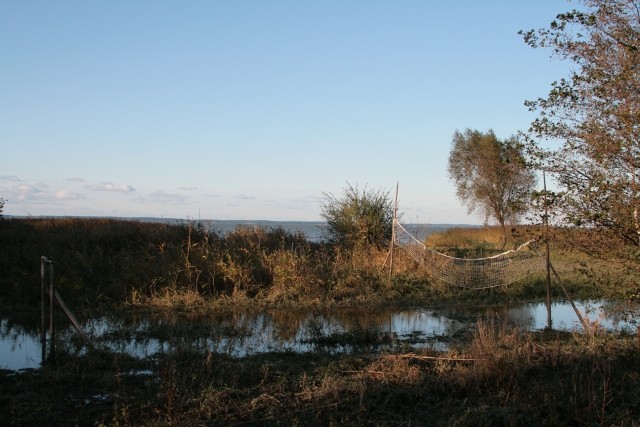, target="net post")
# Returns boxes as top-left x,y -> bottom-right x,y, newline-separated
544,172 -> 552,330
49,260 -> 56,362
388,182 -> 399,284
40,256 -> 47,365
548,261 -> 590,333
